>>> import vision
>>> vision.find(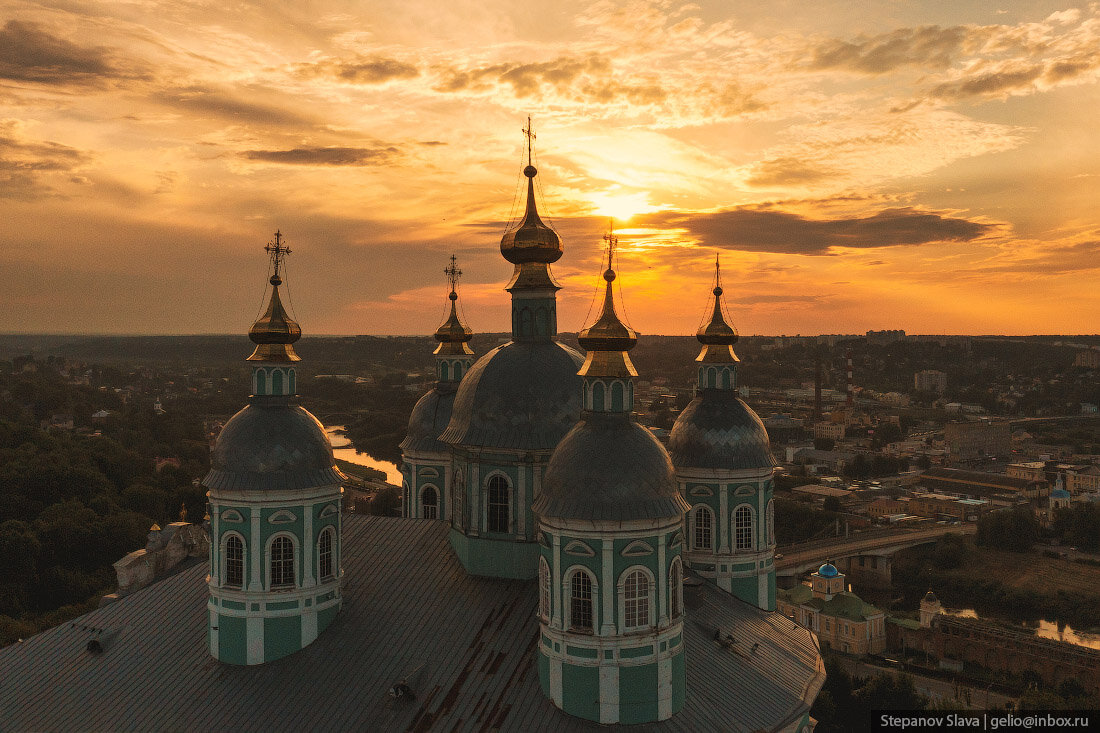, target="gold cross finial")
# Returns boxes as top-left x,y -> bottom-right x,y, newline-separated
444,254 -> 462,294
603,219 -> 618,271
264,230 -> 292,278
522,116 -> 536,166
